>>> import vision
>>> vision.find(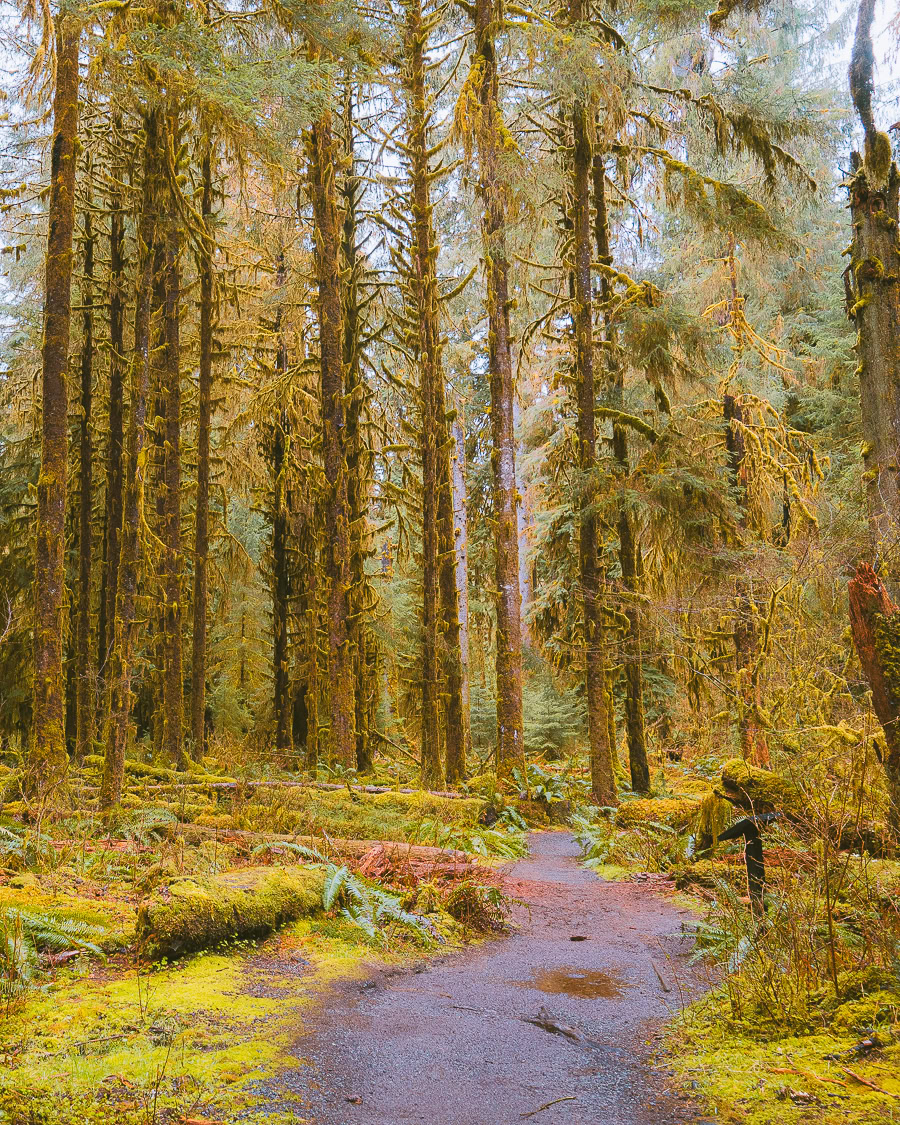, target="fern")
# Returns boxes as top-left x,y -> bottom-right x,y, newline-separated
251,840 -> 327,864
